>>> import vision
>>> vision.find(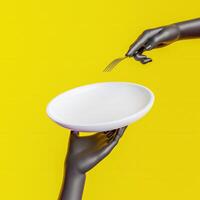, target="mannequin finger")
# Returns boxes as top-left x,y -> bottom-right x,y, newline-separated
107,130 -> 118,142
133,43 -> 152,64
133,52 -> 147,61
106,130 -> 116,138
133,47 -> 150,63
115,126 -> 128,139
126,32 -> 150,56
97,137 -> 110,147
145,34 -> 165,50
98,127 -> 127,158
71,130 -> 79,136
140,57 -> 152,64
102,130 -> 115,135
133,52 -> 152,64
98,131 -> 115,143
98,130 -> 115,141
